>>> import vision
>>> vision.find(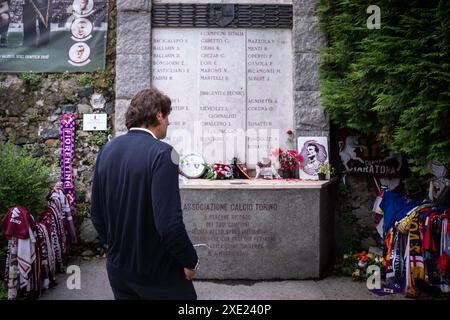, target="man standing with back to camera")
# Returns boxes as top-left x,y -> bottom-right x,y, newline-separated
91,88 -> 199,300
